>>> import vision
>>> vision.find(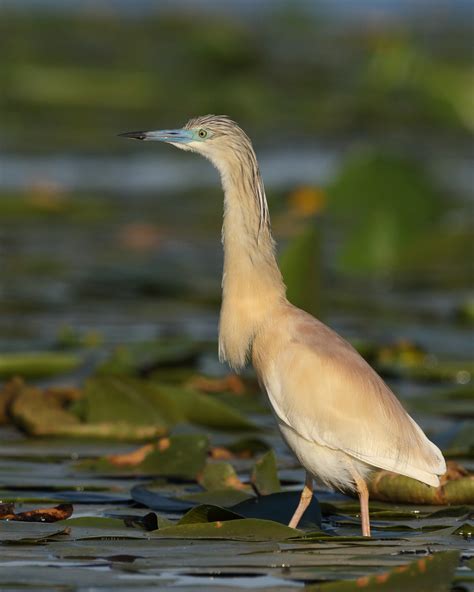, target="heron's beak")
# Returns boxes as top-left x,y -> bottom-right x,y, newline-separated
118,129 -> 194,143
